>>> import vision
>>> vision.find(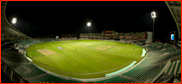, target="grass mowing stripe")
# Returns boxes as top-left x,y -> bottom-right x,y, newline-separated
27,40 -> 144,78
124,47 -> 137,55
50,42 -> 110,73
43,43 -> 60,70
107,47 -> 119,51
69,46 -> 119,71
113,47 -> 122,52
35,44 -> 39,49
51,41 -> 132,67
49,54 -> 75,73
127,48 -> 139,56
